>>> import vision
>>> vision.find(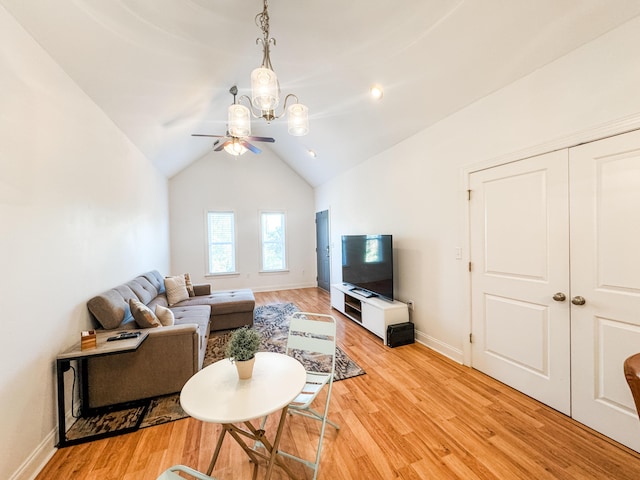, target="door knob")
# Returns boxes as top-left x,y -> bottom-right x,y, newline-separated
571,296 -> 586,306
552,292 -> 566,302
